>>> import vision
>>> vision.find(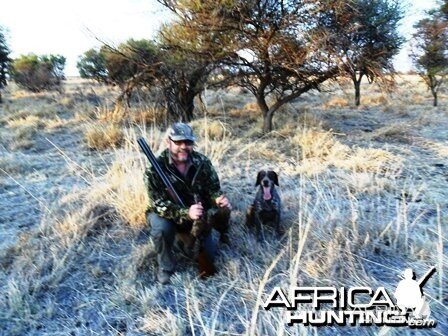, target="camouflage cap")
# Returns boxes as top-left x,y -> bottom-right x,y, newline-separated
168,122 -> 196,142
